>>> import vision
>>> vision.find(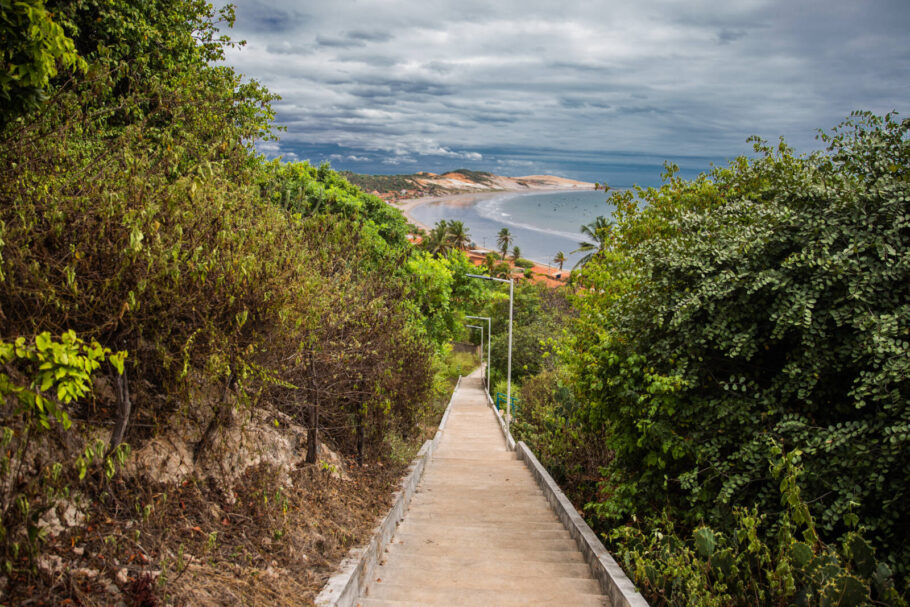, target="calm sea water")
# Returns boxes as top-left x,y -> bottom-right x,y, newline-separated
410,189 -> 617,267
